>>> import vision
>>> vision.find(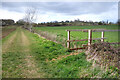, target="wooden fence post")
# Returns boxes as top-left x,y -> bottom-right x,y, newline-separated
88,29 -> 92,50
101,31 -> 104,42
67,31 -> 70,48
